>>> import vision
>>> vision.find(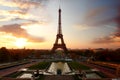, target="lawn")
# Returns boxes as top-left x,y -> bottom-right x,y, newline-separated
5,71 -> 24,78
28,62 -> 50,70
36,75 -> 45,80
68,62 -> 90,70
